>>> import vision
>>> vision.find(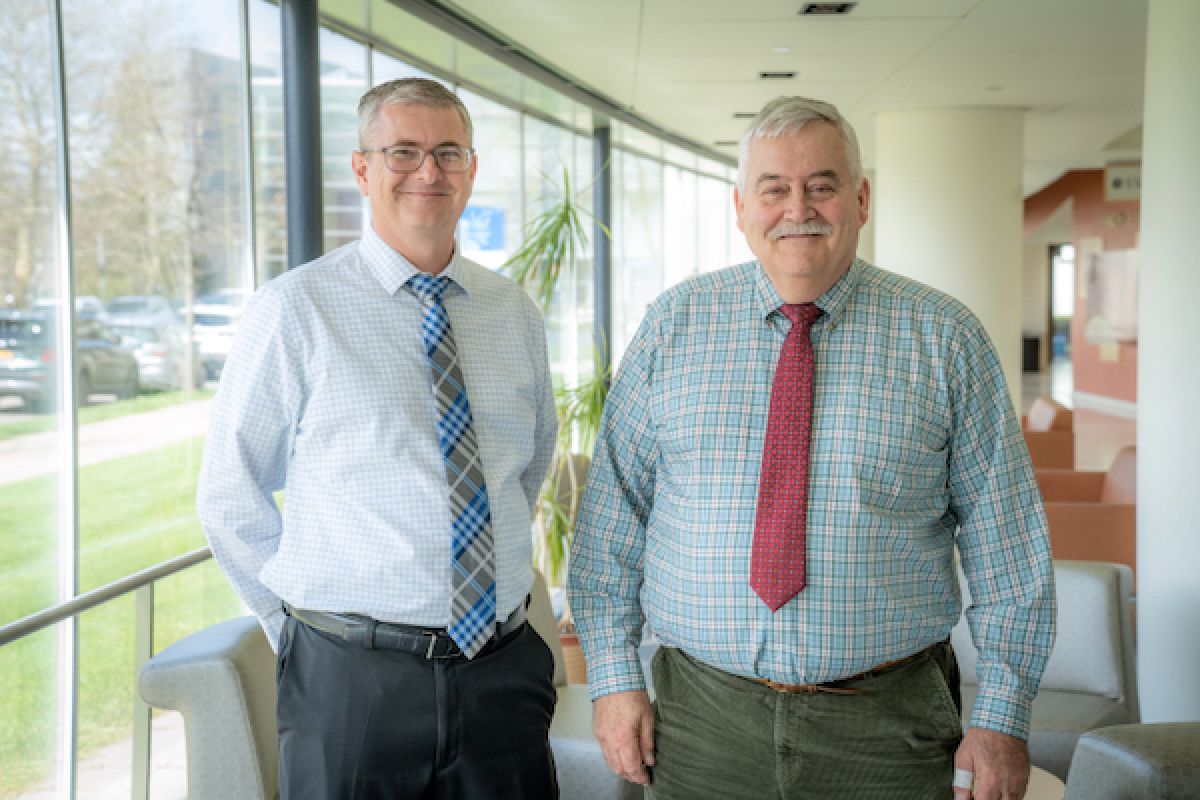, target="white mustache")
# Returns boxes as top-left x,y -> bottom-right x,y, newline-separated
769,222 -> 833,240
